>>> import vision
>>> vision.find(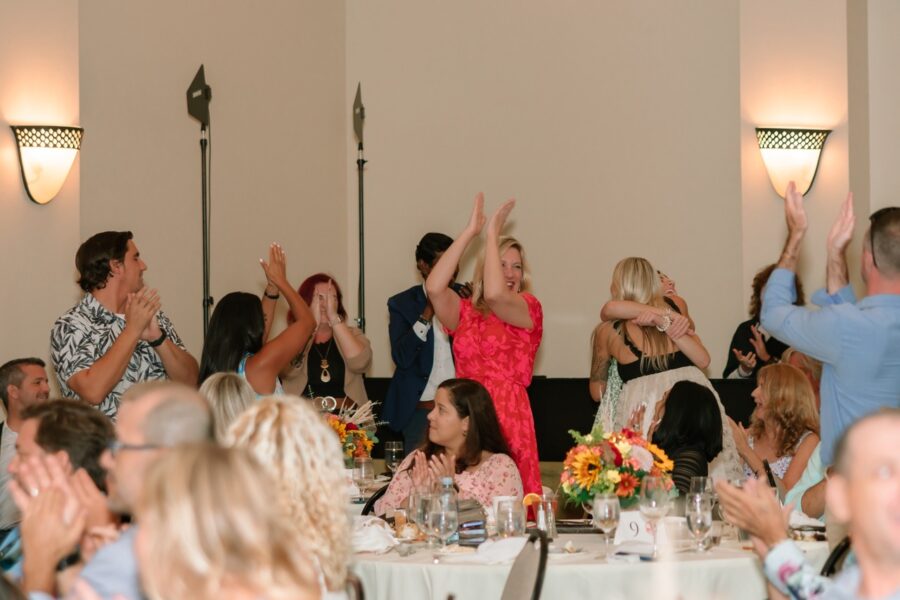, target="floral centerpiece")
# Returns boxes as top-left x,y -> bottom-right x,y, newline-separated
320,399 -> 380,463
559,425 -> 674,508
